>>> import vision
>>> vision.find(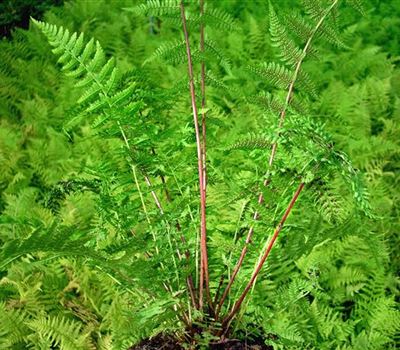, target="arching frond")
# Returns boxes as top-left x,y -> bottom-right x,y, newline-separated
269,4 -> 303,67
31,20 -> 136,117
